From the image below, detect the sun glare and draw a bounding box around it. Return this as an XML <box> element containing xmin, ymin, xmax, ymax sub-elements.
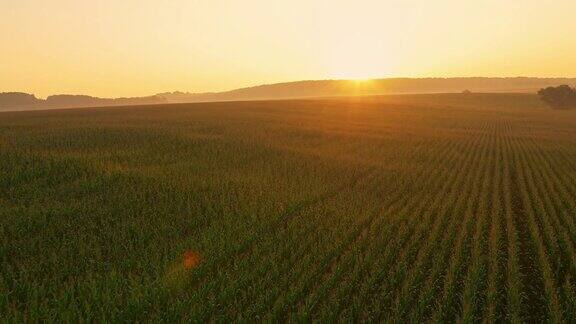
<box><xmin>350</xmin><ymin>78</ymin><xmax>372</xmax><ymax>84</ymax></box>
<box><xmin>343</xmin><ymin>78</ymin><xmax>375</xmax><ymax>96</ymax></box>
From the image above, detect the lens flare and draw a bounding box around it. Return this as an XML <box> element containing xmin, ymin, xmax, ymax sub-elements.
<box><xmin>183</xmin><ymin>250</ymin><xmax>201</xmax><ymax>269</ymax></box>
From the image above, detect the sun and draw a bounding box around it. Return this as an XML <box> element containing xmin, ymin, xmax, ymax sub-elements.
<box><xmin>342</xmin><ymin>78</ymin><xmax>376</xmax><ymax>96</ymax></box>
<box><xmin>350</xmin><ymin>78</ymin><xmax>373</xmax><ymax>84</ymax></box>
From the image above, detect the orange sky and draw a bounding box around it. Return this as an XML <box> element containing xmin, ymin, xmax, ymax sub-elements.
<box><xmin>2</xmin><ymin>0</ymin><xmax>576</xmax><ymax>98</ymax></box>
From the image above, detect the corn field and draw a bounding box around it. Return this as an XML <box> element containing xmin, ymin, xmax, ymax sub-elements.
<box><xmin>1</xmin><ymin>94</ymin><xmax>575</xmax><ymax>322</ymax></box>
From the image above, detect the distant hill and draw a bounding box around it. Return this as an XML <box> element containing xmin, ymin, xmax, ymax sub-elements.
<box><xmin>0</xmin><ymin>93</ymin><xmax>166</xmax><ymax>111</ymax></box>
<box><xmin>3</xmin><ymin>77</ymin><xmax>576</xmax><ymax>111</ymax></box>
<box><xmin>0</xmin><ymin>92</ymin><xmax>43</xmax><ymax>110</ymax></box>
<box><xmin>44</xmin><ymin>94</ymin><xmax>166</xmax><ymax>109</ymax></box>
<box><xmin>157</xmin><ymin>77</ymin><xmax>576</xmax><ymax>103</ymax></box>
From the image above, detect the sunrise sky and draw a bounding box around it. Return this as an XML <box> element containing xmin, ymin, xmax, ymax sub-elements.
<box><xmin>2</xmin><ymin>0</ymin><xmax>576</xmax><ymax>98</ymax></box>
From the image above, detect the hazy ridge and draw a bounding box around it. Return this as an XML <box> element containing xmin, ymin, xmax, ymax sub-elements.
<box><xmin>2</xmin><ymin>77</ymin><xmax>575</xmax><ymax>111</ymax></box>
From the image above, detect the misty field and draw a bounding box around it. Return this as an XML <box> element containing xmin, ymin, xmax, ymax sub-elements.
<box><xmin>2</xmin><ymin>94</ymin><xmax>576</xmax><ymax>322</ymax></box>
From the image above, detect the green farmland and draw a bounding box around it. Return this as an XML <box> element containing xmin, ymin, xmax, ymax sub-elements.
<box><xmin>1</xmin><ymin>94</ymin><xmax>576</xmax><ymax>322</ymax></box>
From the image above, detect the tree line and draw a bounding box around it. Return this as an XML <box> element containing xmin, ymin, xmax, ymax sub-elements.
<box><xmin>538</xmin><ymin>85</ymin><xmax>576</xmax><ymax>109</ymax></box>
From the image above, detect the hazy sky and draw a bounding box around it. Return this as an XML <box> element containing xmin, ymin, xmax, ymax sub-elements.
<box><xmin>2</xmin><ymin>0</ymin><xmax>576</xmax><ymax>98</ymax></box>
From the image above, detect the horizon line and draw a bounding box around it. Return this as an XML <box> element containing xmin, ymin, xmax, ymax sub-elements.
<box><xmin>4</xmin><ymin>76</ymin><xmax>576</xmax><ymax>100</ymax></box>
